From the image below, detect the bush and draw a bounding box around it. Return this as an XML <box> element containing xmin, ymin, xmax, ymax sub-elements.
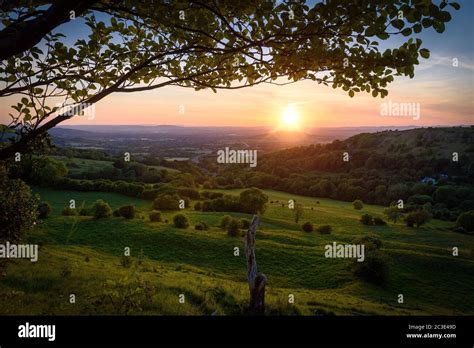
<box><xmin>37</xmin><ymin>202</ymin><xmax>52</xmax><ymax>219</ymax></box>
<box><xmin>240</xmin><ymin>218</ymin><xmax>251</xmax><ymax>229</ymax></box>
<box><xmin>195</xmin><ymin>222</ymin><xmax>209</xmax><ymax>231</ymax></box>
<box><xmin>352</xmin><ymin>199</ymin><xmax>364</xmax><ymax>210</ymax></box>
<box><xmin>360</xmin><ymin>214</ymin><xmax>373</xmax><ymax>225</ymax></box>
<box><xmin>353</xmin><ymin>251</ymin><xmax>389</xmax><ymax>286</ymax></box>
<box><xmin>118</xmin><ymin>205</ymin><xmax>136</xmax><ymax>219</ymax></box>
<box><xmin>173</xmin><ymin>214</ymin><xmax>189</xmax><ymax>228</ymax></box>
<box><xmin>455</xmin><ymin>210</ymin><xmax>474</xmax><ymax>232</ymax></box>
<box><xmin>352</xmin><ymin>236</ymin><xmax>382</xmax><ymax>251</ymax></box>
<box><xmin>194</xmin><ymin>201</ymin><xmax>202</xmax><ymax>211</ymax></box>
<box><xmin>152</xmin><ymin>194</ymin><xmax>180</xmax><ymax>210</ymax></box>
<box><xmin>92</xmin><ymin>199</ymin><xmax>112</xmax><ymax>218</ymax></box>
<box><xmin>316</xmin><ymin>225</ymin><xmax>332</xmax><ymax>234</ymax></box>
<box><xmin>220</xmin><ymin>215</ymin><xmax>232</xmax><ymax>230</ymax></box>
<box><xmin>112</xmin><ymin>209</ymin><xmax>121</xmax><ymax>217</ymax></box>
<box><xmin>62</xmin><ymin>206</ymin><xmax>78</xmax><ymax>216</ymax></box>
<box><xmin>404</xmin><ymin>210</ymin><xmax>430</xmax><ymax>228</ymax></box>
<box><xmin>79</xmin><ymin>206</ymin><xmax>93</xmax><ymax>216</ymax></box>
<box><xmin>149</xmin><ymin>210</ymin><xmax>162</xmax><ymax>222</ymax></box>
<box><xmin>373</xmin><ymin>217</ymin><xmax>387</xmax><ymax>225</ymax></box>
<box><xmin>227</xmin><ymin>218</ymin><xmax>241</xmax><ymax>237</ymax></box>
<box><xmin>239</xmin><ymin>188</ymin><xmax>268</xmax><ymax>214</ymax></box>
<box><xmin>302</xmin><ymin>221</ymin><xmax>314</xmax><ymax>232</ymax></box>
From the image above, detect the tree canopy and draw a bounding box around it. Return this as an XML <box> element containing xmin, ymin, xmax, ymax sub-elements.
<box><xmin>0</xmin><ymin>0</ymin><xmax>459</xmax><ymax>160</ymax></box>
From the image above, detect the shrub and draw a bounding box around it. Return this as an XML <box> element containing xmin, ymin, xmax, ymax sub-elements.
<box><xmin>173</xmin><ymin>214</ymin><xmax>189</xmax><ymax>228</ymax></box>
<box><xmin>194</xmin><ymin>201</ymin><xmax>202</xmax><ymax>211</ymax></box>
<box><xmin>37</xmin><ymin>202</ymin><xmax>52</xmax><ymax>219</ymax></box>
<box><xmin>149</xmin><ymin>210</ymin><xmax>162</xmax><ymax>222</ymax></box>
<box><xmin>373</xmin><ymin>217</ymin><xmax>387</xmax><ymax>225</ymax></box>
<box><xmin>220</xmin><ymin>215</ymin><xmax>232</xmax><ymax>230</ymax></box>
<box><xmin>227</xmin><ymin>218</ymin><xmax>241</xmax><ymax>237</ymax></box>
<box><xmin>118</xmin><ymin>205</ymin><xmax>136</xmax><ymax>219</ymax></box>
<box><xmin>240</xmin><ymin>218</ymin><xmax>251</xmax><ymax>229</ymax></box>
<box><xmin>352</xmin><ymin>236</ymin><xmax>382</xmax><ymax>251</ymax></box>
<box><xmin>404</xmin><ymin>210</ymin><xmax>430</xmax><ymax>228</ymax></box>
<box><xmin>353</xmin><ymin>251</ymin><xmax>389</xmax><ymax>286</ymax></box>
<box><xmin>152</xmin><ymin>194</ymin><xmax>180</xmax><ymax>210</ymax></box>
<box><xmin>79</xmin><ymin>207</ymin><xmax>93</xmax><ymax>216</ymax></box>
<box><xmin>92</xmin><ymin>199</ymin><xmax>112</xmax><ymax>218</ymax></box>
<box><xmin>384</xmin><ymin>204</ymin><xmax>403</xmax><ymax>224</ymax></box>
<box><xmin>195</xmin><ymin>222</ymin><xmax>209</xmax><ymax>231</ymax></box>
<box><xmin>239</xmin><ymin>188</ymin><xmax>268</xmax><ymax>214</ymax></box>
<box><xmin>455</xmin><ymin>210</ymin><xmax>474</xmax><ymax>232</ymax></box>
<box><xmin>62</xmin><ymin>206</ymin><xmax>78</xmax><ymax>216</ymax></box>
<box><xmin>352</xmin><ymin>199</ymin><xmax>364</xmax><ymax>210</ymax></box>
<box><xmin>316</xmin><ymin>224</ymin><xmax>332</xmax><ymax>234</ymax></box>
<box><xmin>302</xmin><ymin>221</ymin><xmax>314</xmax><ymax>232</ymax></box>
<box><xmin>112</xmin><ymin>209</ymin><xmax>121</xmax><ymax>217</ymax></box>
<box><xmin>360</xmin><ymin>214</ymin><xmax>373</xmax><ymax>225</ymax></box>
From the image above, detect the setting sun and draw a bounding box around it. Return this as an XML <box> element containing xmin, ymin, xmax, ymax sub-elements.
<box><xmin>280</xmin><ymin>105</ymin><xmax>300</xmax><ymax>130</ymax></box>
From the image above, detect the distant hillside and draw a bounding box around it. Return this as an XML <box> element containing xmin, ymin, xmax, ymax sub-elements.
<box><xmin>258</xmin><ymin>127</ymin><xmax>474</xmax><ymax>174</ymax></box>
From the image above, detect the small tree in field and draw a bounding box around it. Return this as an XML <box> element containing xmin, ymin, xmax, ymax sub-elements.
<box><xmin>302</xmin><ymin>222</ymin><xmax>314</xmax><ymax>233</ymax></box>
<box><xmin>227</xmin><ymin>218</ymin><xmax>241</xmax><ymax>237</ymax></box>
<box><xmin>384</xmin><ymin>204</ymin><xmax>403</xmax><ymax>224</ymax></box>
<box><xmin>239</xmin><ymin>188</ymin><xmax>268</xmax><ymax>215</ymax></box>
<box><xmin>37</xmin><ymin>202</ymin><xmax>52</xmax><ymax>219</ymax></box>
<box><xmin>118</xmin><ymin>205</ymin><xmax>136</xmax><ymax>219</ymax></box>
<box><xmin>360</xmin><ymin>214</ymin><xmax>374</xmax><ymax>225</ymax></box>
<box><xmin>294</xmin><ymin>203</ymin><xmax>304</xmax><ymax>223</ymax></box>
<box><xmin>173</xmin><ymin>214</ymin><xmax>189</xmax><ymax>229</ymax></box>
<box><xmin>220</xmin><ymin>215</ymin><xmax>232</xmax><ymax>230</ymax></box>
<box><xmin>456</xmin><ymin>211</ymin><xmax>474</xmax><ymax>232</ymax></box>
<box><xmin>92</xmin><ymin>200</ymin><xmax>112</xmax><ymax>219</ymax></box>
<box><xmin>149</xmin><ymin>211</ymin><xmax>162</xmax><ymax>222</ymax></box>
<box><xmin>404</xmin><ymin>210</ymin><xmax>431</xmax><ymax>228</ymax></box>
<box><xmin>352</xmin><ymin>200</ymin><xmax>364</xmax><ymax>210</ymax></box>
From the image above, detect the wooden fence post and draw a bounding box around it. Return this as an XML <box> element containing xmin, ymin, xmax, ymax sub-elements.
<box><xmin>245</xmin><ymin>215</ymin><xmax>267</xmax><ymax>315</ymax></box>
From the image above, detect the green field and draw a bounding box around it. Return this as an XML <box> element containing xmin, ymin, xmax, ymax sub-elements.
<box><xmin>50</xmin><ymin>156</ymin><xmax>179</xmax><ymax>175</ymax></box>
<box><xmin>1</xmin><ymin>187</ymin><xmax>473</xmax><ymax>315</ymax></box>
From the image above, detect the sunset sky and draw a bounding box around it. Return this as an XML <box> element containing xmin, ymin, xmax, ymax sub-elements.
<box><xmin>1</xmin><ymin>1</ymin><xmax>473</xmax><ymax>128</ymax></box>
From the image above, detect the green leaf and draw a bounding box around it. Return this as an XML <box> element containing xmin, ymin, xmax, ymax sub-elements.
<box><xmin>349</xmin><ymin>90</ymin><xmax>354</xmax><ymax>98</ymax></box>
<box><xmin>419</xmin><ymin>48</ymin><xmax>430</xmax><ymax>59</ymax></box>
<box><xmin>21</xmin><ymin>97</ymin><xmax>29</xmax><ymax>105</ymax></box>
<box><xmin>401</xmin><ymin>28</ymin><xmax>412</xmax><ymax>36</ymax></box>
<box><xmin>433</xmin><ymin>20</ymin><xmax>445</xmax><ymax>33</ymax></box>
<box><xmin>422</xmin><ymin>18</ymin><xmax>433</xmax><ymax>28</ymax></box>
<box><xmin>392</xmin><ymin>20</ymin><xmax>404</xmax><ymax>30</ymax></box>
<box><xmin>449</xmin><ymin>2</ymin><xmax>460</xmax><ymax>10</ymax></box>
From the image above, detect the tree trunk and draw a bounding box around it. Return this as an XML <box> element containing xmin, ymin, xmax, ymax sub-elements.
<box><xmin>245</xmin><ymin>215</ymin><xmax>267</xmax><ymax>315</ymax></box>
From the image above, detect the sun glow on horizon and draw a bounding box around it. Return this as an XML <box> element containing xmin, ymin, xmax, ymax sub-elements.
<box><xmin>278</xmin><ymin>104</ymin><xmax>301</xmax><ymax>131</ymax></box>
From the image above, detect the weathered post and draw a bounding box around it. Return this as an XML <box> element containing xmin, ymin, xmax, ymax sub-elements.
<box><xmin>245</xmin><ymin>215</ymin><xmax>267</xmax><ymax>315</ymax></box>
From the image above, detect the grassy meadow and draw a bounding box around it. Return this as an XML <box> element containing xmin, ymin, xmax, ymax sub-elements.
<box><xmin>1</xmin><ymin>187</ymin><xmax>473</xmax><ymax>316</ymax></box>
